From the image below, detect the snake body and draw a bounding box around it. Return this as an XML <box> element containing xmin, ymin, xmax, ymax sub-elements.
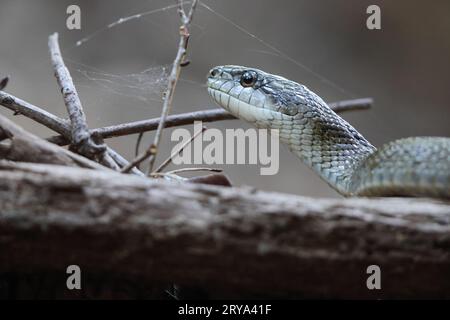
<box><xmin>207</xmin><ymin>65</ymin><xmax>450</xmax><ymax>198</ymax></box>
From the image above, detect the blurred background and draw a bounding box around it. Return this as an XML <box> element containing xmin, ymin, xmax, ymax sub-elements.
<box><xmin>0</xmin><ymin>0</ymin><xmax>449</xmax><ymax>198</ymax></box>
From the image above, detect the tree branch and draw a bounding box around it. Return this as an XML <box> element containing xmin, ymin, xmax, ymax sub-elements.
<box><xmin>0</xmin><ymin>161</ymin><xmax>449</xmax><ymax>298</ymax></box>
<box><xmin>0</xmin><ymin>113</ymin><xmax>109</xmax><ymax>170</ymax></box>
<box><xmin>48</xmin><ymin>33</ymin><xmax>118</xmax><ymax>170</ymax></box>
<box><xmin>0</xmin><ymin>89</ymin><xmax>370</xmax><ymax>176</ymax></box>
<box><xmin>0</xmin><ymin>91</ymin><xmax>144</xmax><ymax>176</ymax></box>
<box><xmin>0</xmin><ymin>91</ymin><xmax>71</xmax><ymax>135</ymax></box>
<box><xmin>46</xmin><ymin>98</ymin><xmax>373</xmax><ymax>146</ymax></box>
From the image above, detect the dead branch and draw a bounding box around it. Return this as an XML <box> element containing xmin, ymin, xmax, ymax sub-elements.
<box><xmin>0</xmin><ymin>91</ymin><xmax>71</xmax><ymax>135</ymax></box>
<box><xmin>46</xmin><ymin>98</ymin><xmax>373</xmax><ymax>146</ymax></box>
<box><xmin>0</xmin><ymin>91</ymin><xmax>144</xmax><ymax>176</ymax></box>
<box><xmin>0</xmin><ymin>113</ymin><xmax>108</xmax><ymax>170</ymax></box>
<box><xmin>325</xmin><ymin>97</ymin><xmax>373</xmax><ymax>113</ymax></box>
<box><xmin>48</xmin><ymin>33</ymin><xmax>119</xmax><ymax>170</ymax></box>
<box><xmin>0</xmin><ymin>161</ymin><xmax>449</xmax><ymax>298</ymax></box>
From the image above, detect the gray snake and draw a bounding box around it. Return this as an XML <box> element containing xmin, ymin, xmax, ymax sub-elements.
<box><xmin>207</xmin><ymin>65</ymin><xmax>450</xmax><ymax>198</ymax></box>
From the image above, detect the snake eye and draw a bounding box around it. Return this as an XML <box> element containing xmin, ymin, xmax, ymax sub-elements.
<box><xmin>210</xmin><ymin>68</ymin><xmax>219</xmax><ymax>77</ymax></box>
<box><xmin>240</xmin><ymin>71</ymin><xmax>257</xmax><ymax>87</ymax></box>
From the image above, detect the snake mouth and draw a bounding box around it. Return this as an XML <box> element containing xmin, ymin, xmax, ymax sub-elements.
<box><xmin>207</xmin><ymin>87</ymin><xmax>263</xmax><ymax>123</ymax></box>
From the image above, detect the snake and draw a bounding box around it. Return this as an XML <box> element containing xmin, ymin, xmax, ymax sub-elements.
<box><xmin>207</xmin><ymin>65</ymin><xmax>450</xmax><ymax>198</ymax></box>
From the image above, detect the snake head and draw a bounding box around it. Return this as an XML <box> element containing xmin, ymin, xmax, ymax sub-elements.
<box><xmin>207</xmin><ymin>65</ymin><xmax>320</xmax><ymax>128</ymax></box>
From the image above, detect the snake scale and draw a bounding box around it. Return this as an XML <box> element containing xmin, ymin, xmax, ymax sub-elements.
<box><xmin>207</xmin><ymin>65</ymin><xmax>450</xmax><ymax>198</ymax></box>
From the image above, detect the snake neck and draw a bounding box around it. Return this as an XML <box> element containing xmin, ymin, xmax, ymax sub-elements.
<box><xmin>278</xmin><ymin>105</ymin><xmax>377</xmax><ymax>195</ymax></box>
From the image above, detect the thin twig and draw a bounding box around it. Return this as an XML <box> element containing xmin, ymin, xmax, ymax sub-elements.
<box><xmin>121</xmin><ymin>148</ymin><xmax>151</xmax><ymax>173</ymax></box>
<box><xmin>165</xmin><ymin>167</ymin><xmax>222</xmax><ymax>175</ymax></box>
<box><xmin>48</xmin><ymin>33</ymin><xmax>118</xmax><ymax>170</ymax></box>
<box><xmin>184</xmin><ymin>0</ymin><xmax>199</xmax><ymax>24</ymax></box>
<box><xmin>130</xmin><ymin>0</ymin><xmax>199</xmax><ymax>175</ymax></box>
<box><xmin>134</xmin><ymin>132</ymin><xmax>145</xmax><ymax>170</ymax></box>
<box><xmin>152</xmin><ymin>167</ymin><xmax>223</xmax><ymax>178</ymax></box>
<box><xmin>107</xmin><ymin>150</ymin><xmax>144</xmax><ymax>176</ymax></box>
<box><xmin>0</xmin><ymin>91</ymin><xmax>71</xmax><ymax>135</ymax></box>
<box><xmin>0</xmin><ymin>76</ymin><xmax>9</xmax><ymax>91</ymax></box>
<box><xmin>328</xmin><ymin>98</ymin><xmax>374</xmax><ymax>113</ymax></box>
<box><xmin>0</xmin><ymin>91</ymin><xmax>144</xmax><ymax>176</ymax></box>
<box><xmin>46</xmin><ymin>98</ymin><xmax>373</xmax><ymax>146</ymax></box>
<box><xmin>153</xmin><ymin>124</ymin><xmax>207</xmax><ymax>174</ymax></box>
<box><xmin>135</xmin><ymin>132</ymin><xmax>144</xmax><ymax>158</ymax></box>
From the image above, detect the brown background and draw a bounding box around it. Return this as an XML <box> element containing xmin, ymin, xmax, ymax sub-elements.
<box><xmin>1</xmin><ymin>0</ymin><xmax>449</xmax><ymax>197</ymax></box>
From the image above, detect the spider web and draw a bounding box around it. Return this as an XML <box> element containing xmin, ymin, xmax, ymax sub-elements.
<box><xmin>68</xmin><ymin>60</ymin><xmax>170</xmax><ymax>104</ymax></box>
<box><xmin>66</xmin><ymin>0</ymin><xmax>353</xmax><ymax>111</ymax></box>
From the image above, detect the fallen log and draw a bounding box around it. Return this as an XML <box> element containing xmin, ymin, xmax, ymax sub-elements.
<box><xmin>0</xmin><ymin>161</ymin><xmax>449</xmax><ymax>298</ymax></box>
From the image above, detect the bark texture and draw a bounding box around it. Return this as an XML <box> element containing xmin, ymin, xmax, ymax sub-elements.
<box><xmin>0</xmin><ymin>161</ymin><xmax>449</xmax><ymax>299</ymax></box>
